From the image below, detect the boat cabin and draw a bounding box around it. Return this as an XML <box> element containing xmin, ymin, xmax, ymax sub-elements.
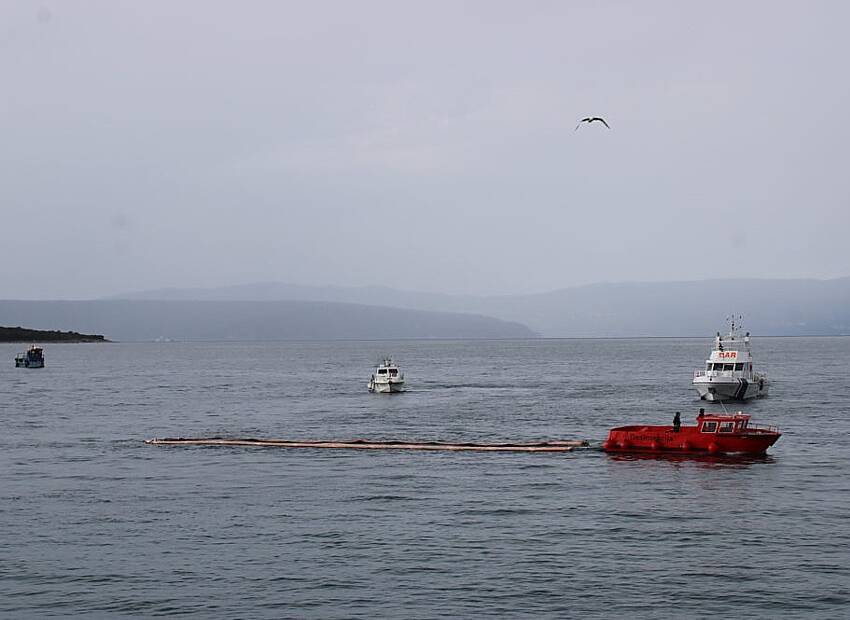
<box><xmin>372</xmin><ymin>358</ymin><xmax>404</xmax><ymax>381</ymax></box>
<box><xmin>697</xmin><ymin>413</ymin><xmax>751</xmax><ymax>434</ymax></box>
<box><xmin>376</xmin><ymin>365</ymin><xmax>400</xmax><ymax>377</ymax></box>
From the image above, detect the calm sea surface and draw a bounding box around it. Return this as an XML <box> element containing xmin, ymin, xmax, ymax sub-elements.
<box><xmin>1</xmin><ymin>338</ymin><xmax>848</xmax><ymax>618</ymax></box>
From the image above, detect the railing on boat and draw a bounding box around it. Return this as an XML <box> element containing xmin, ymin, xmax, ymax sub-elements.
<box><xmin>744</xmin><ymin>423</ymin><xmax>780</xmax><ymax>433</ymax></box>
<box><xmin>694</xmin><ymin>370</ymin><xmax>744</xmax><ymax>378</ymax></box>
<box><xmin>694</xmin><ymin>370</ymin><xmax>767</xmax><ymax>380</ymax></box>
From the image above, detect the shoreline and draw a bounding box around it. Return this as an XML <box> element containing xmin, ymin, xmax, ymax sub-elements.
<box><xmin>1</xmin><ymin>326</ymin><xmax>110</xmax><ymax>344</ymax></box>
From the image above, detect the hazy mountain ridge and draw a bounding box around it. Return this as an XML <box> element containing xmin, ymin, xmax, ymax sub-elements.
<box><xmin>108</xmin><ymin>282</ymin><xmax>461</xmax><ymax>309</ymax></box>
<box><xmin>110</xmin><ymin>277</ymin><xmax>850</xmax><ymax>337</ymax></box>
<box><xmin>0</xmin><ymin>300</ymin><xmax>537</xmax><ymax>342</ymax></box>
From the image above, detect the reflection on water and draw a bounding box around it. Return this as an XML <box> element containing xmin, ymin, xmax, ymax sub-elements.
<box><xmin>604</xmin><ymin>451</ymin><xmax>777</xmax><ymax>467</ymax></box>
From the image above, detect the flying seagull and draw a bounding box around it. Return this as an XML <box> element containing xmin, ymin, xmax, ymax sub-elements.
<box><xmin>575</xmin><ymin>117</ymin><xmax>610</xmax><ymax>131</ymax></box>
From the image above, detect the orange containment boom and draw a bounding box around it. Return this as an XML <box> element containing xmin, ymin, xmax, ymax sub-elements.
<box><xmin>144</xmin><ymin>437</ymin><xmax>589</xmax><ymax>452</ymax></box>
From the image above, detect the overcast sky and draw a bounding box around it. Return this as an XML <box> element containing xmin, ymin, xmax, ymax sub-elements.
<box><xmin>2</xmin><ymin>1</ymin><xmax>849</xmax><ymax>298</ymax></box>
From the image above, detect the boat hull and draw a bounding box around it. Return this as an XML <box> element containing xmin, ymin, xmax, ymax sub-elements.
<box><xmin>15</xmin><ymin>359</ymin><xmax>44</xmax><ymax>368</ymax></box>
<box><xmin>693</xmin><ymin>377</ymin><xmax>768</xmax><ymax>401</ymax></box>
<box><xmin>368</xmin><ymin>380</ymin><xmax>404</xmax><ymax>393</ymax></box>
<box><xmin>603</xmin><ymin>425</ymin><xmax>780</xmax><ymax>455</ymax></box>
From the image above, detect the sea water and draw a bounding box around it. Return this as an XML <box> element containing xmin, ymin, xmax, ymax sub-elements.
<box><xmin>1</xmin><ymin>338</ymin><xmax>848</xmax><ymax>618</ymax></box>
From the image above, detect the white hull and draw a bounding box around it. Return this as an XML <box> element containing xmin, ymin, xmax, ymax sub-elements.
<box><xmin>693</xmin><ymin>377</ymin><xmax>768</xmax><ymax>401</ymax></box>
<box><xmin>368</xmin><ymin>380</ymin><xmax>404</xmax><ymax>393</ymax></box>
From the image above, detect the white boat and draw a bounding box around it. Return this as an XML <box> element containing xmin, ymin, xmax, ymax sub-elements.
<box><xmin>15</xmin><ymin>345</ymin><xmax>45</xmax><ymax>368</ymax></box>
<box><xmin>368</xmin><ymin>358</ymin><xmax>405</xmax><ymax>393</ymax></box>
<box><xmin>692</xmin><ymin>318</ymin><xmax>768</xmax><ymax>402</ymax></box>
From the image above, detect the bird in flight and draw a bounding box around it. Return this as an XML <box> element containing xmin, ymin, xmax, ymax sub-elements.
<box><xmin>575</xmin><ymin>117</ymin><xmax>610</xmax><ymax>131</ymax></box>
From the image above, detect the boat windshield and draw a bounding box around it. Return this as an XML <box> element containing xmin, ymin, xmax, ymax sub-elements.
<box><xmin>708</xmin><ymin>362</ymin><xmax>750</xmax><ymax>372</ymax></box>
<box><xmin>711</xmin><ymin>363</ymin><xmax>735</xmax><ymax>371</ymax></box>
<box><xmin>377</xmin><ymin>368</ymin><xmax>387</xmax><ymax>374</ymax></box>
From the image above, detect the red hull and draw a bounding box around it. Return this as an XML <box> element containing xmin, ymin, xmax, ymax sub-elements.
<box><xmin>603</xmin><ymin>417</ymin><xmax>780</xmax><ymax>455</ymax></box>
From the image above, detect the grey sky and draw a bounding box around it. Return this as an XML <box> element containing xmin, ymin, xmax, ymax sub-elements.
<box><xmin>2</xmin><ymin>0</ymin><xmax>849</xmax><ymax>299</ymax></box>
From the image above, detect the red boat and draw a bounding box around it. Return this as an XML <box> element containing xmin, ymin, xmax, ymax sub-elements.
<box><xmin>603</xmin><ymin>412</ymin><xmax>781</xmax><ymax>455</ymax></box>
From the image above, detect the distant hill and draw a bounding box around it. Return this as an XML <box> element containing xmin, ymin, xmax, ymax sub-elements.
<box><xmin>481</xmin><ymin>278</ymin><xmax>850</xmax><ymax>336</ymax></box>
<box><xmin>0</xmin><ymin>300</ymin><xmax>537</xmax><ymax>342</ymax></box>
<box><xmin>108</xmin><ymin>282</ymin><xmax>458</xmax><ymax>308</ymax></box>
<box><xmin>0</xmin><ymin>326</ymin><xmax>108</xmax><ymax>343</ymax></box>
<box><xmin>110</xmin><ymin>277</ymin><xmax>850</xmax><ymax>337</ymax></box>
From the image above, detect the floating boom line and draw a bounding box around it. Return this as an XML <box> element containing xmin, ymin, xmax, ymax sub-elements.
<box><xmin>144</xmin><ymin>437</ymin><xmax>589</xmax><ymax>453</ymax></box>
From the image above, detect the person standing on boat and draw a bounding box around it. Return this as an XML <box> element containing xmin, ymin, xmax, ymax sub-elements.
<box><xmin>673</xmin><ymin>411</ymin><xmax>681</xmax><ymax>432</ymax></box>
